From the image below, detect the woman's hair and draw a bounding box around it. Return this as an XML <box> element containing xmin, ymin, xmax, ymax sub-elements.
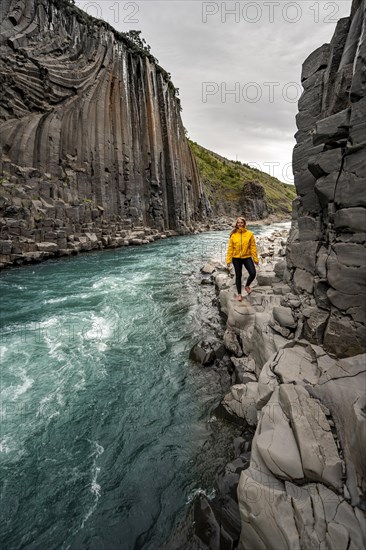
<box><xmin>230</xmin><ymin>217</ymin><xmax>246</xmax><ymax>236</ymax></box>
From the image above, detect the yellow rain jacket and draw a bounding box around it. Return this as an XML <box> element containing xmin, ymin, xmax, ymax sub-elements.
<box><xmin>226</xmin><ymin>228</ymin><xmax>258</xmax><ymax>264</ymax></box>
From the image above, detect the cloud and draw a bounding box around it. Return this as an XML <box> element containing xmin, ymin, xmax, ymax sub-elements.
<box><xmin>78</xmin><ymin>0</ymin><xmax>351</xmax><ymax>181</ymax></box>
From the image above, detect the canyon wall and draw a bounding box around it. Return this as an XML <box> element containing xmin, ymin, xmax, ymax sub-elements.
<box><xmin>0</xmin><ymin>0</ymin><xmax>209</xmax><ymax>267</ymax></box>
<box><xmin>288</xmin><ymin>0</ymin><xmax>366</xmax><ymax>357</ymax></box>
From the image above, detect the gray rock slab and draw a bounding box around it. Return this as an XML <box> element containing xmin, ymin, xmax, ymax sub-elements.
<box><xmin>334</xmin><ymin>207</ymin><xmax>366</xmax><ymax>233</ymax></box>
<box><xmin>273</xmin><ymin>306</ymin><xmax>297</xmax><ymax>329</ymax></box>
<box><xmin>237</xmin><ymin>467</ymin><xmax>299</xmax><ymax>550</ymax></box>
<box><xmin>335</xmin><ymin>171</ymin><xmax>366</xmax><ymax>208</ymax></box>
<box><xmin>273</xmin><ymin>344</ymin><xmax>322</xmax><ymax>386</ymax></box>
<box><xmin>313</xmin><ymin>108</ymin><xmax>350</xmax><ymax>145</ymax></box>
<box><xmin>332</xmin><ymin>242</ymin><xmax>366</xmax><ymax>267</ymax></box>
<box><xmin>297</xmin><ymin>215</ymin><xmax>323</xmax><ymax>241</ymax></box>
<box><xmin>287</xmin><ymin>241</ymin><xmax>319</xmax><ymax>274</ymax></box>
<box><xmin>314</xmin><ymin>173</ymin><xmax>337</xmax><ymax>207</ymax></box>
<box><xmin>293</xmin><ymin>268</ymin><xmax>314</xmax><ymax>293</ymax></box>
<box><xmin>327</xmin><ymin>252</ymin><xmax>366</xmax><ymax>295</ymax></box>
<box><xmin>308</xmin><ymin>148</ymin><xmax>343</xmax><ymax>179</ymax></box>
<box><xmin>279</xmin><ymin>384</ymin><xmax>343</xmax><ymax>490</ymax></box>
<box><xmin>294</xmin><ymin>169</ymin><xmax>317</xmax><ymax>196</ymax></box>
<box><xmin>256</xmin><ymin>387</ymin><xmax>304</xmax><ymax>480</ymax></box>
<box><xmin>314</xmin><ymin>356</ymin><xmax>366</xmax><ymax>507</ymax></box>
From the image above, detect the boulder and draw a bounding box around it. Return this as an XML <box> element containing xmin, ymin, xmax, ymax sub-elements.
<box><xmin>222</xmin><ymin>383</ymin><xmax>259</xmax><ymax>426</ymax></box>
<box><xmin>201</xmin><ymin>262</ymin><xmax>216</xmax><ymax>275</ymax></box>
<box><xmin>272</xmin><ymin>306</ymin><xmax>297</xmax><ymax>329</ymax></box>
<box><xmin>189</xmin><ymin>339</ymin><xmax>225</xmax><ymax>366</ymax></box>
<box><xmin>273</xmin><ymin>260</ymin><xmax>286</xmax><ymax>280</ymax></box>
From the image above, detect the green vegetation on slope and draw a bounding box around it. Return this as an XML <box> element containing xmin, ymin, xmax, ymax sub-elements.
<box><xmin>189</xmin><ymin>140</ymin><xmax>296</xmax><ymax>215</ymax></box>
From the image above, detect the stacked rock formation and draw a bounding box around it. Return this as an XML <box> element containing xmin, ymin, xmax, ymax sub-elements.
<box><xmin>198</xmin><ymin>227</ymin><xmax>366</xmax><ymax>550</ymax></box>
<box><xmin>169</xmin><ymin>3</ymin><xmax>365</xmax><ymax>548</ymax></box>
<box><xmin>239</xmin><ymin>181</ymin><xmax>269</xmax><ymax>221</ymax></box>
<box><xmin>0</xmin><ymin>0</ymin><xmax>210</xmax><ymax>268</ymax></box>
<box><xmin>289</xmin><ymin>0</ymin><xmax>366</xmax><ymax>357</ymax></box>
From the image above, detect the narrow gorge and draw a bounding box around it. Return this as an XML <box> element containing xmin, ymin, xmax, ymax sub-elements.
<box><xmin>0</xmin><ymin>0</ymin><xmax>365</xmax><ymax>548</ymax></box>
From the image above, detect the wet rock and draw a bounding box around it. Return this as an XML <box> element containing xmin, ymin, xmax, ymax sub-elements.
<box><xmin>189</xmin><ymin>340</ymin><xmax>225</xmax><ymax>366</ymax></box>
<box><xmin>200</xmin><ymin>277</ymin><xmax>214</xmax><ymax>286</ymax></box>
<box><xmin>193</xmin><ymin>496</ymin><xmax>220</xmax><ymax>549</ymax></box>
<box><xmin>201</xmin><ymin>262</ymin><xmax>216</xmax><ymax>275</ymax></box>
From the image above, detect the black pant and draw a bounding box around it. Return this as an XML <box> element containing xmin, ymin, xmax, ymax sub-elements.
<box><xmin>232</xmin><ymin>257</ymin><xmax>256</xmax><ymax>294</ymax></box>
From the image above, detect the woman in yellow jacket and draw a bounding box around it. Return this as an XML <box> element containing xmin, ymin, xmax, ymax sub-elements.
<box><xmin>226</xmin><ymin>217</ymin><xmax>259</xmax><ymax>301</ymax></box>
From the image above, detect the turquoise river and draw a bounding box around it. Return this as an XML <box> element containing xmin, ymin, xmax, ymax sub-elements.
<box><xmin>0</xmin><ymin>224</ymin><xmax>288</xmax><ymax>549</ymax></box>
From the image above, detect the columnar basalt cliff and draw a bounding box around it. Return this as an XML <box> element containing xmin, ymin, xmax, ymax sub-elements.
<box><xmin>288</xmin><ymin>0</ymin><xmax>366</xmax><ymax>357</ymax></box>
<box><xmin>0</xmin><ymin>0</ymin><xmax>209</xmax><ymax>267</ymax></box>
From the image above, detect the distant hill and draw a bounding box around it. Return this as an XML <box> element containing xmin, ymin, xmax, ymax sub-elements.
<box><xmin>189</xmin><ymin>141</ymin><xmax>296</xmax><ymax>220</ymax></box>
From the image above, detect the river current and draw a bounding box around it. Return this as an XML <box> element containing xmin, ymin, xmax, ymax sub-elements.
<box><xmin>0</xmin><ymin>223</ymin><xmax>289</xmax><ymax>549</ymax></box>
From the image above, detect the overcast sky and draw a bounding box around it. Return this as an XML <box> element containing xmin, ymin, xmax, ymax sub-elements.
<box><xmin>75</xmin><ymin>0</ymin><xmax>351</xmax><ymax>182</ymax></box>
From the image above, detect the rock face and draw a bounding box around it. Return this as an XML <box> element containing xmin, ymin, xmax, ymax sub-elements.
<box><xmin>205</xmin><ymin>225</ymin><xmax>366</xmax><ymax>550</ymax></box>
<box><xmin>288</xmin><ymin>0</ymin><xmax>366</xmax><ymax>357</ymax></box>
<box><xmin>0</xmin><ymin>0</ymin><xmax>209</xmax><ymax>267</ymax></box>
<box><xmin>239</xmin><ymin>181</ymin><xmax>269</xmax><ymax>221</ymax></box>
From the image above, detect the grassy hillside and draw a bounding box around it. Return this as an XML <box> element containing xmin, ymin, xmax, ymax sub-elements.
<box><xmin>189</xmin><ymin>140</ymin><xmax>296</xmax><ymax>216</ymax></box>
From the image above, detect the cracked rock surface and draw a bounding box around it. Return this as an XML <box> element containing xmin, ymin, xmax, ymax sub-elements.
<box><xmin>207</xmin><ymin>224</ymin><xmax>366</xmax><ymax>548</ymax></box>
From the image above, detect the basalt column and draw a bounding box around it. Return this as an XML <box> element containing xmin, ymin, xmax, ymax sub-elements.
<box><xmin>0</xmin><ymin>0</ymin><xmax>209</xmax><ymax>257</ymax></box>
<box><xmin>288</xmin><ymin>0</ymin><xmax>366</xmax><ymax>357</ymax></box>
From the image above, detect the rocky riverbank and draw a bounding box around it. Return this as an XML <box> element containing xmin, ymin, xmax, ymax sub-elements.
<box><xmin>173</xmin><ymin>227</ymin><xmax>365</xmax><ymax>549</ymax></box>
<box><xmin>0</xmin><ymin>171</ymin><xmax>290</xmax><ymax>271</ymax></box>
